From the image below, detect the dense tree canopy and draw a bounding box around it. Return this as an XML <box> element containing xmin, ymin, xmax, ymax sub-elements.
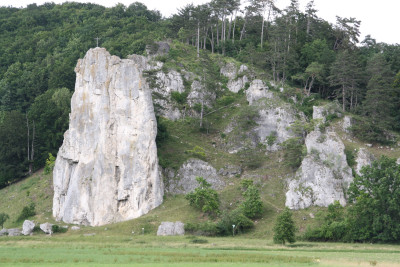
<box><xmin>347</xmin><ymin>156</ymin><xmax>400</xmax><ymax>242</ymax></box>
<box><xmin>0</xmin><ymin>1</ymin><xmax>399</xmax><ymax>188</ymax></box>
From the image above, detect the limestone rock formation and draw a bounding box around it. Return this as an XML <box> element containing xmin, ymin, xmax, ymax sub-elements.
<box><xmin>22</xmin><ymin>220</ymin><xmax>35</xmax><ymax>235</ymax></box>
<box><xmin>342</xmin><ymin>116</ymin><xmax>353</xmax><ymax>133</ymax></box>
<box><xmin>187</xmin><ymin>80</ymin><xmax>216</xmax><ymax>108</ymax></box>
<box><xmin>312</xmin><ymin>103</ymin><xmax>341</xmax><ymax>123</ymax></box>
<box><xmin>152</xmin><ymin>69</ymin><xmax>185</xmax><ymax>120</ymax></box>
<box><xmin>224</xmin><ymin>91</ymin><xmax>303</xmax><ymax>153</ymax></box>
<box><xmin>355</xmin><ymin>148</ymin><xmax>375</xmax><ymax>176</ymax></box>
<box><xmin>246</xmin><ymin>80</ymin><xmax>273</xmax><ymax>105</ymax></box>
<box><xmin>157</xmin><ymin>221</ymin><xmax>185</xmax><ymax>236</ymax></box>
<box><xmin>220</xmin><ymin>62</ymin><xmax>250</xmax><ymax>93</ymax></box>
<box><xmin>53</xmin><ymin>48</ymin><xmax>163</xmax><ymax>226</ymax></box>
<box><xmin>166</xmin><ymin>158</ymin><xmax>224</xmax><ymax>194</ymax></box>
<box><xmin>286</xmin><ymin>129</ymin><xmax>353</xmax><ymax>209</ymax></box>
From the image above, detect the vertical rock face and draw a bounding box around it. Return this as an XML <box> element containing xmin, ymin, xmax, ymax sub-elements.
<box><xmin>286</xmin><ymin>129</ymin><xmax>353</xmax><ymax>209</ymax></box>
<box><xmin>53</xmin><ymin>48</ymin><xmax>163</xmax><ymax>226</ymax></box>
<box><xmin>355</xmin><ymin>148</ymin><xmax>375</xmax><ymax>176</ymax></box>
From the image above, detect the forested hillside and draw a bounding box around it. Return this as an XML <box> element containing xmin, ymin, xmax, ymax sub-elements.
<box><xmin>0</xmin><ymin>0</ymin><xmax>400</xmax><ymax>190</ymax></box>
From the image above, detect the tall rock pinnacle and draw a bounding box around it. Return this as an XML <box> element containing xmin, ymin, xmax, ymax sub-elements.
<box><xmin>53</xmin><ymin>48</ymin><xmax>163</xmax><ymax>226</ymax></box>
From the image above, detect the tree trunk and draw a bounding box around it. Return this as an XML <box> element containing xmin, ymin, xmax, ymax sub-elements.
<box><xmin>307</xmin><ymin>76</ymin><xmax>315</xmax><ymax>96</ymax></box>
<box><xmin>227</xmin><ymin>14</ymin><xmax>233</xmax><ymax>40</ymax></box>
<box><xmin>211</xmin><ymin>27</ymin><xmax>215</xmax><ymax>53</ymax></box>
<box><xmin>26</xmin><ymin>114</ymin><xmax>30</xmax><ymax>166</ymax></box>
<box><xmin>342</xmin><ymin>84</ymin><xmax>346</xmax><ymax>111</ymax></box>
<box><xmin>261</xmin><ymin>16</ymin><xmax>265</xmax><ymax>48</ymax></box>
<box><xmin>216</xmin><ymin>21</ymin><xmax>219</xmax><ymax>45</ymax></box>
<box><xmin>200</xmin><ymin>99</ymin><xmax>204</xmax><ymax>128</ymax></box>
<box><xmin>240</xmin><ymin>15</ymin><xmax>247</xmax><ymax>41</ymax></box>
<box><xmin>203</xmin><ymin>27</ymin><xmax>208</xmax><ymax>49</ymax></box>
<box><xmin>197</xmin><ymin>21</ymin><xmax>200</xmax><ymax>58</ymax></box>
<box><xmin>232</xmin><ymin>10</ymin><xmax>237</xmax><ymax>43</ymax></box>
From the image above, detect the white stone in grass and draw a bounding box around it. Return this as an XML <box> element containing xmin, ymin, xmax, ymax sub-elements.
<box><xmin>157</xmin><ymin>221</ymin><xmax>184</xmax><ymax>236</ymax></box>
<box><xmin>40</xmin><ymin>223</ymin><xmax>54</xmax><ymax>234</ymax></box>
<box><xmin>22</xmin><ymin>220</ymin><xmax>35</xmax><ymax>236</ymax></box>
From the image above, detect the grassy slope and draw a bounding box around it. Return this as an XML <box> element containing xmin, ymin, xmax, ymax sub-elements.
<box><xmin>0</xmin><ymin>170</ymin><xmax>54</xmax><ymax>228</ymax></box>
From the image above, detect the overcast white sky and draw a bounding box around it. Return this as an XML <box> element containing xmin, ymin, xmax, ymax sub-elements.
<box><xmin>1</xmin><ymin>0</ymin><xmax>399</xmax><ymax>44</ymax></box>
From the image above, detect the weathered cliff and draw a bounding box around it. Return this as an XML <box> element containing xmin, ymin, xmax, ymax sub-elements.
<box><xmin>53</xmin><ymin>48</ymin><xmax>163</xmax><ymax>226</ymax></box>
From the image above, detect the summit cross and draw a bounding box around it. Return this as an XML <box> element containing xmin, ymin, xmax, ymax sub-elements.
<box><xmin>94</xmin><ymin>37</ymin><xmax>101</xmax><ymax>47</ymax></box>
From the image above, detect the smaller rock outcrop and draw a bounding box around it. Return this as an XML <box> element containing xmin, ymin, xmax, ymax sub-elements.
<box><xmin>220</xmin><ymin>62</ymin><xmax>250</xmax><ymax>93</ymax></box>
<box><xmin>157</xmin><ymin>221</ymin><xmax>185</xmax><ymax>236</ymax></box>
<box><xmin>71</xmin><ymin>226</ymin><xmax>80</xmax><ymax>231</ymax></box>
<box><xmin>218</xmin><ymin>165</ymin><xmax>242</xmax><ymax>177</ymax></box>
<box><xmin>152</xmin><ymin>69</ymin><xmax>185</xmax><ymax>120</ymax></box>
<box><xmin>355</xmin><ymin>148</ymin><xmax>375</xmax><ymax>176</ymax></box>
<box><xmin>146</xmin><ymin>41</ymin><xmax>170</xmax><ymax>57</ymax></box>
<box><xmin>166</xmin><ymin>159</ymin><xmax>224</xmax><ymax>194</ymax></box>
<box><xmin>7</xmin><ymin>228</ymin><xmax>21</xmax><ymax>236</ymax></box>
<box><xmin>187</xmin><ymin>80</ymin><xmax>216</xmax><ymax>109</ymax></box>
<box><xmin>40</xmin><ymin>223</ymin><xmax>54</xmax><ymax>234</ymax></box>
<box><xmin>255</xmin><ymin>102</ymin><xmax>303</xmax><ymax>151</ymax></box>
<box><xmin>22</xmin><ymin>220</ymin><xmax>35</xmax><ymax>236</ymax></box>
<box><xmin>312</xmin><ymin>103</ymin><xmax>341</xmax><ymax>123</ymax></box>
<box><xmin>342</xmin><ymin>116</ymin><xmax>353</xmax><ymax>133</ymax></box>
<box><xmin>246</xmin><ymin>80</ymin><xmax>273</xmax><ymax>105</ymax></box>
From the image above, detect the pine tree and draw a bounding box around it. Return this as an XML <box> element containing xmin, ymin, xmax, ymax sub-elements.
<box><xmin>329</xmin><ymin>50</ymin><xmax>363</xmax><ymax>111</ymax></box>
<box><xmin>362</xmin><ymin>53</ymin><xmax>395</xmax><ymax>129</ymax></box>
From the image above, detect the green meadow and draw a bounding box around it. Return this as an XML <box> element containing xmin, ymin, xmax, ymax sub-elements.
<box><xmin>1</xmin><ymin>235</ymin><xmax>400</xmax><ymax>266</ymax></box>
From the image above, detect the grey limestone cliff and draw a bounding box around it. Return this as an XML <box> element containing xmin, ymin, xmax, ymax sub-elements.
<box><xmin>286</xmin><ymin>107</ymin><xmax>353</xmax><ymax>209</ymax></box>
<box><xmin>53</xmin><ymin>48</ymin><xmax>163</xmax><ymax>226</ymax></box>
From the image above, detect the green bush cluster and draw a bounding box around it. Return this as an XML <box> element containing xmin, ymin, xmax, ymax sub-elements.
<box><xmin>185</xmin><ymin>177</ymin><xmax>219</xmax><ymax>216</ymax></box>
<box><xmin>171</xmin><ymin>91</ymin><xmax>188</xmax><ymax>105</ymax></box>
<box><xmin>186</xmin><ymin>146</ymin><xmax>206</xmax><ymax>159</ymax></box>
<box><xmin>52</xmin><ymin>225</ymin><xmax>68</xmax><ymax>234</ymax></box>
<box><xmin>303</xmin><ymin>201</ymin><xmax>347</xmax><ymax>242</ymax></box>
<box><xmin>184</xmin><ymin>221</ymin><xmax>218</xmax><ymax>236</ymax></box>
<box><xmin>44</xmin><ymin>153</ymin><xmax>56</xmax><ymax>174</ymax></box>
<box><xmin>281</xmin><ymin>137</ymin><xmax>306</xmax><ymax>170</ymax></box>
<box><xmin>16</xmin><ymin>203</ymin><xmax>36</xmax><ymax>223</ymax></box>
<box><xmin>0</xmin><ymin>213</ymin><xmax>9</xmax><ymax>228</ymax></box>
<box><xmin>241</xmin><ymin>185</ymin><xmax>263</xmax><ymax>219</ymax></box>
<box><xmin>344</xmin><ymin>147</ymin><xmax>356</xmax><ymax>167</ymax></box>
<box><xmin>304</xmin><ymin>156</ymin><xmax>400</xmax><ymax>243</ymax></box>
<box><xmin>185</xmin><ymin>179</ymin><xmax>263</xmax><ymax>236</ymax></box>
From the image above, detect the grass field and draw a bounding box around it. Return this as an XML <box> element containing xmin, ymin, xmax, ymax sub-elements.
<box><xmin>1</xmin><ymin>235</ymin><xmax>400</xmax><ymax>266</ymax></box>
